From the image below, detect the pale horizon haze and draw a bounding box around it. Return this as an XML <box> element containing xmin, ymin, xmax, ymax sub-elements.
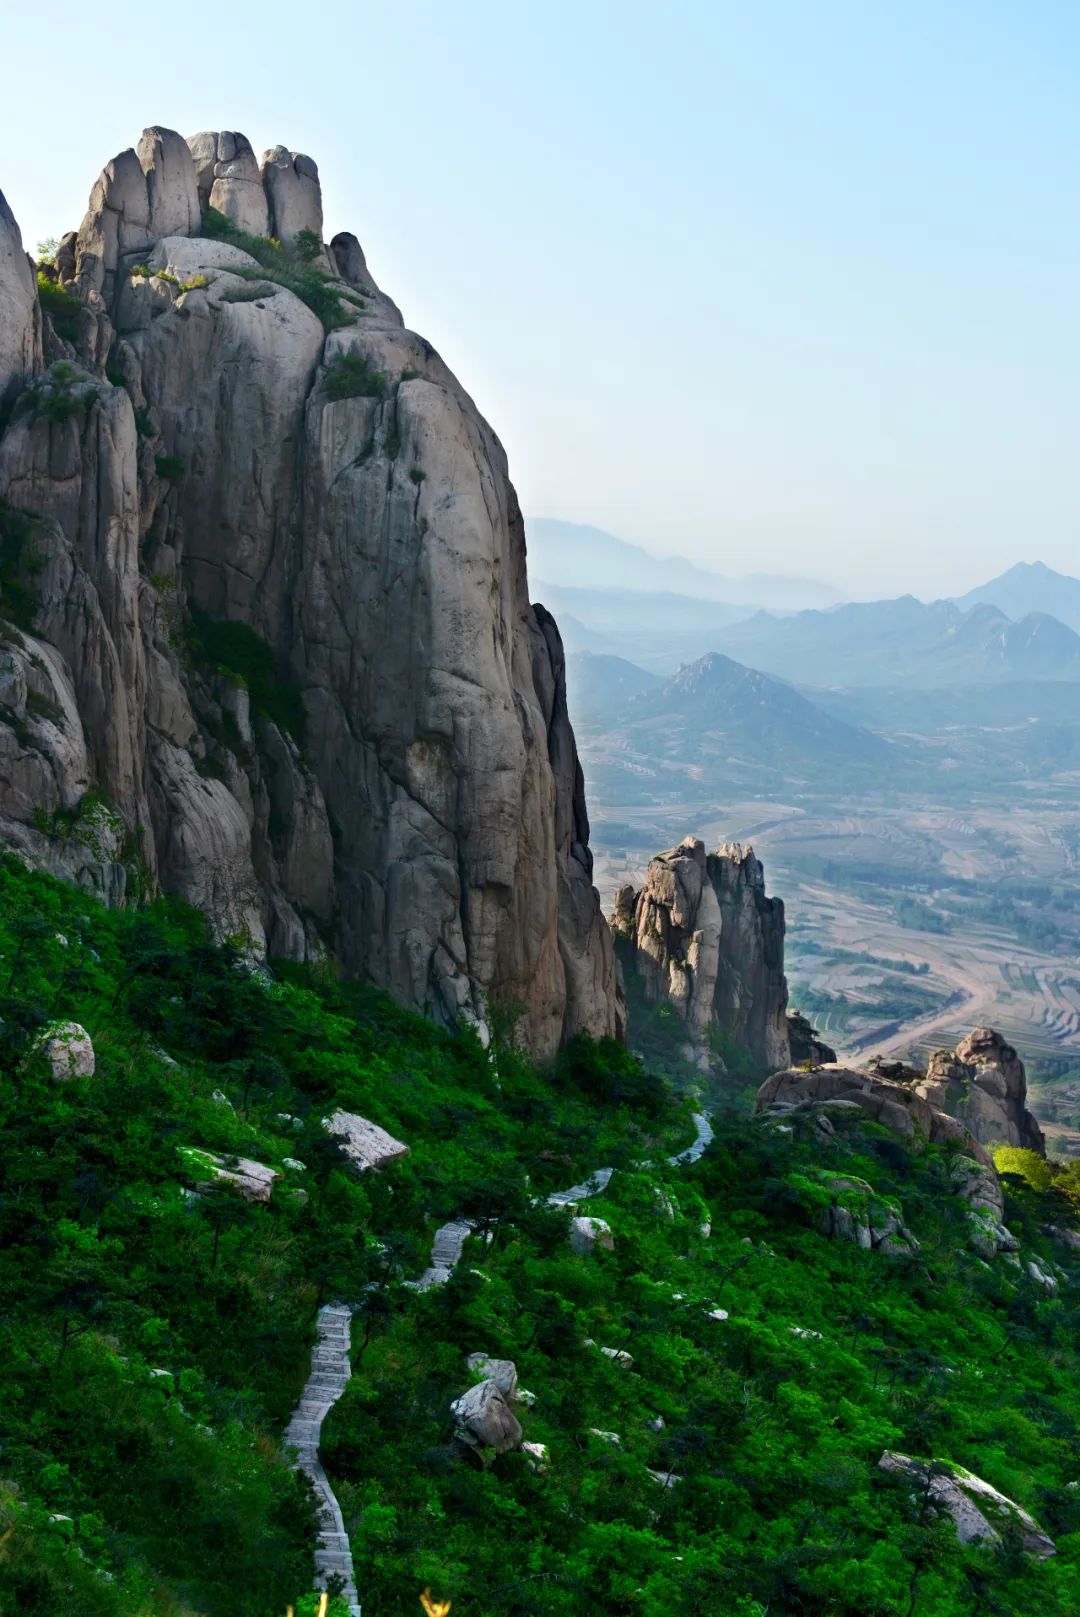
<box><xmin>2</xmin><ymin>0</ymin><xmax>1078</xmax><ymax>599</ymax></box>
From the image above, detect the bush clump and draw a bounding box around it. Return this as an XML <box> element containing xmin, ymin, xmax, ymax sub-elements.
<box><xmin>201</xmin><ymin>207</ymin><xmax>353</xmax><ymax>331</ymax></box>
<box><xmin>186</xmin><ymin>607</ymin><xmax>305</xmax><ymax>741</ymax></box>
<box><xmin>35</xmin><ymin>273</ymin><xmax>83</xmax><ymax>343</ymax></box>
<box><xmin>324</xmin><ymin>350</ymin><xmax>385</xmax><ymax>401</ymax></box>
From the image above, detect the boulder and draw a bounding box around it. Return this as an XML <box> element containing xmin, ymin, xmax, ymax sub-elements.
<box><xmin>185</xmin><ymin>1148</ymin><xmax>279</xmax><ymax>1202</ymax></box>
<box><xmin>569</xmin><ymin>1215</ymin><xmax>614</xmax><ymax>1256</ymax></box>
<box><xmin>915</xmin><ymin>1028</ymin><xmax>1045</xmax><ymax>1154</ymax></box>
<box><xmin>818</xmin><ymin>1174</ymin><xmax>919</xmax><ymax>1259</ymax></box>
<box><xmin>466</xmin><ymin>1353</ymin><xmax>518</xmax><ymax>1397</ymax></box>
<box><xmin>450</xmin><ymin>1379</ymin><xmax>522</xmax><ymax>1456</ymax></box>
<box><xmin>36</xmin><ymin>1020</ymin><xmax>95</xmax><ymax>1080</ymax></box>
<box><xmin>614</xmin><ymin>837</ymin><xmax>789</xmax><ymax>1071</ymax></box>
<box><xmin>879</xmin><ymin>1451</ymin><xmax>1055</xmax><ymax>1557</ymax></box>
<box><xmin>324</xmin><ymin>1109</ymin><xmax>409</xmax><ymax>1172</ymax></box>
<box><xmin>260</xmin><ymin>146</ymin><xmax>323</xmax><ymax>242</ymax></box>
<box><xmin>186</xmin><ymin>131</ymin><xmax>269</xmax><ymax>237</ymax></box>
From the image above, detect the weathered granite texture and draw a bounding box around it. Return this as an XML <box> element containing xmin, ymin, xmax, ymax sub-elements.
<box><xmin>613</xmin><ymin>836</ymin><xmax>789</xmax><ymax>1071</ymax></box>
<box><xmin>0</xmin><ymin>131</ymin><xmax>619</xmax><ymax>1056</ymax></box>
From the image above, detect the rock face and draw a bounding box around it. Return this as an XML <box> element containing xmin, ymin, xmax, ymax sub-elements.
<box><xmin>915</xmin><ymin>1028</ymin><xmax>1045</xmax><ymax>1154</ymax></box>
<box><xmin>0</xmin><ymin>190</ymin><xmax>41</xmax><ymax>404</ymax></box>
<box><xmin>756</xmin><ymin>1061</ymin><xmax>1019</xmax><ymax>1257</ymax></box>
<box><xmin>879</xmin><ymin>1452</ymin><xmax>1055</xmax><ymax>1557</ymax></box>
<box><xmin>0</xmin><ymin>129</ymin><xmax>619</xmax><ymax>1058</ymax></box>
<box><xmin>613</xmin><ymin>837</ymin><xmax>789</xmax><ymax>1071</ymax></box>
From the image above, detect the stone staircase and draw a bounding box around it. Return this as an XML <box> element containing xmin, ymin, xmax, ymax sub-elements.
<box><xmin>415</xmin><ymin>1217</ymin><xmax>475</xmax><ymax>1289</ymax></box>
<box><xmin>284</xmin><ymin>1108</ymin><xmax>714</xmax><ymax>1611</ymax></box>
<box><xmin>283</xmin><ymin>1304</ymin><xmax>362</xmax><ymax>1616</ymax></box>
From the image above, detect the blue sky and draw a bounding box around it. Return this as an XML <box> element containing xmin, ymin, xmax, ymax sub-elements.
<box><xmin>3</xmin><ymin>0</ymin><xmax>1078</xmax><ymax>597</ymax></box>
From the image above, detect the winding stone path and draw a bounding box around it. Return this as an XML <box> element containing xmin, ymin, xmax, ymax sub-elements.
<box><xmin>286</xmin><ymin>1108</ymin><xmax>714</xmax><ymax>1605</ymax></box>
<box><xmin>283</xmin><ymin>1304</ymin><xmax>362</xmax><ymax>1616</ymax></box>
<box><xmin>668</xmin><ymin>1111</ymin><xmax>713</xmax><ymax>1166</ymax></box>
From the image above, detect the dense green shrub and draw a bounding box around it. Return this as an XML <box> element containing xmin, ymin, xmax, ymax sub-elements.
<box><xmin>35</xmin><ymin>272</ymin><xmax>83</xmax><ymax>342</ymax></box>
<box><xmin>185</xmin><ymin>607</ymin><xmax>306</xmax><ymax>741</ymax></box>
<box><xmin>0</xmin><ymin>501</ymin><xmax>43</xmax><ymax>629</ymax></box>
<box><xmin>201</xmin><ymin>207</ymin><xmax>353</xmax><ymax>331</ymax></box>
<box><xmin>324</xmin><ymin>350</ymin><xmax>385</xmax><ymax>401</ymax></box>
<box><xmin>154</xmin><ymin>453</ymin><xmax>185</xmax><ymax>484</ymax></box>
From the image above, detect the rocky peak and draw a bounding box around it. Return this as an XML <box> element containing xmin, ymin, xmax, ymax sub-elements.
<box><xmin>915</xmin><ymin>1027</ymin><xmax>1044</xmax><ymax>1154</ymax></box>
<box><xmin>613</xmin><ymin>835</ymin><xmax>789</xmax><ymax>1071</ymax></box>
<box><xmin>0</xmin><ymin>128</ymin><xmax>619</xmax><ymax>1056</ymax></box>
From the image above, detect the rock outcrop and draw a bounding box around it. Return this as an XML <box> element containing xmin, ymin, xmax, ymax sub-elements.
<box><xmin>0</xmin><ymin>132</ymin><xmax>619</xmax><ymax>1057</ymax></box>
<box><xmin>755</xmin><ymin>1061</ymin><xmax>1017</xmax><ymax>1256</ymax></box>
<box><xmin>787</xmin><ymin>1010</ymin><xmax>836</xmax><ymax>1067</ymax></box>
<box><xmin>879</xmin><ymin>1453</ymin><xmax>1055</xmax><ymax>1557</ymax></box>
<box><xmin>613</xmin><ymin>836</ymin><xmax>789</xmax><ymax>1072</ymax></box>
<box><xmin>34</xmin><ymin>1019</ymin><xmax>95</xmax><ymax>1080</ymax></box>
<box><xmin>0</xmin><ymin>191</ymin><xmax>40</xmax><ymax>404</ymax></box>
<box><xmin>915</xmin><ymin>1028</ymin><xmax>1045</xmax><ymax>1154</ymax></box>
<box><xmin>818</xmin><ymin>1173</ymin><xmax>920</xmax><ymax>1259</ymax></box>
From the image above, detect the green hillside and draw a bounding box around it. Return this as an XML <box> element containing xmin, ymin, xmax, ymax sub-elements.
<box><xmin>2</xmin><ymin>859</ymin><xmax>1080</xmax><ymax>1615</ymax></box>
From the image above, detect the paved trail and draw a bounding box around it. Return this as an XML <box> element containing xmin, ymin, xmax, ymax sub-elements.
<box><xmin>283</xmin><ymin>1305</ymin><xmax>362</xmax><ymax>1616</ymax></box>
<box><xmin>285</xmin><ymin>1108</ymin><xmax>713</xmax><ymax>1606</ymax></box>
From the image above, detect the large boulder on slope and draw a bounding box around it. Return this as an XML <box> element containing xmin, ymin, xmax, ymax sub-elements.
<box><xmin>879</xmin><ymin>1452</ymin><xmax>1055</xmax><ymax>1557</ymax></box>
<box><xmin>324</xmin><ymin>1109</ymin><xmax>409</xmax><ymax>1172</ymax></box>
<box><xmin>450</xmin><ymin>1379</ymin><xmax>523</xmax><ymax>1455</ymax></box>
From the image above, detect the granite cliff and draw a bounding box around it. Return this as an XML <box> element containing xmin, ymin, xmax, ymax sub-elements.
<box><xmin>0</xmin><ymin>128</ymin><xmax>619</xmax><ymax>1055</ymax></box>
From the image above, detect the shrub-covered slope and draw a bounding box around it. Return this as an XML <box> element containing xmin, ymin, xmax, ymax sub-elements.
<box><xmin>2</xmin><ymin>860</ymin><xmax>1080</xmax><ymax>1615</ymax></box>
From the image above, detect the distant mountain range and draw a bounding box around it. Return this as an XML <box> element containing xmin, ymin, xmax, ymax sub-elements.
<box><xmin>709</xmin><ymin>598</ymin><xmax>1080</xmax><ymax>689</ymax></box>
<box><xmin>953</xmin><ymin>561</ymin><xmax>1080</xmax><ymax>635</ymax></box>
<box><xmin>535</xmin><ymin>581</ymin><xmax>760</xmax><ymax>672</ymax></box>
<box><xmin>527</xmin><ymin>518</ymin><xmax>839</xmax><ymax>610</ymax></box>
<box><xmin>536</xmin><ymin>523</ymin><xmax>1080</xmax><ymax>688</ymax></box>
<box><xmin>567</xmin><ymin>650</ymin><xmax>889</xmax><ymax>797</ymax></box>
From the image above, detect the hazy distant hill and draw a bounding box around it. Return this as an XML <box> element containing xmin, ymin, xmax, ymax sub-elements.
<box><xmin>565</xmin><ymin>652</ymin><xmax>661</xmax><ymax>721</ymax></box>
<box><xmin>527</xmin><ymin>518</ymin><xmax>838</xmax><ymax>610</ymax></box>
<box><xmin>537</xmin><ymin>581</ymin><xmax>760</xmax><ymax>672</ymax></box>
<box><xmin>954</xmin><ymin>561</ymin><xmax>1080</xmax><ymax>634</ymax></box>
<box><xmin>567</xmin><ymin>649</ymin><xmax>889</xmax><ymax>798</ymax></box>
<box><xmin>711</xmin><ymin>597</ymin><xmax>1080</xmax><ymax>688</ymax></box>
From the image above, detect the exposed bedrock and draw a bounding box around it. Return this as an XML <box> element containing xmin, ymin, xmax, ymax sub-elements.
<box><xmin>613</xmin><ymin>835</ymin><xmax>789</xmax><ymax>1071</ymax></box>
<box><xmin>0</xmin><ymin>130</ymin><xmax>619</xmax><ymax>1056</ymax></box>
